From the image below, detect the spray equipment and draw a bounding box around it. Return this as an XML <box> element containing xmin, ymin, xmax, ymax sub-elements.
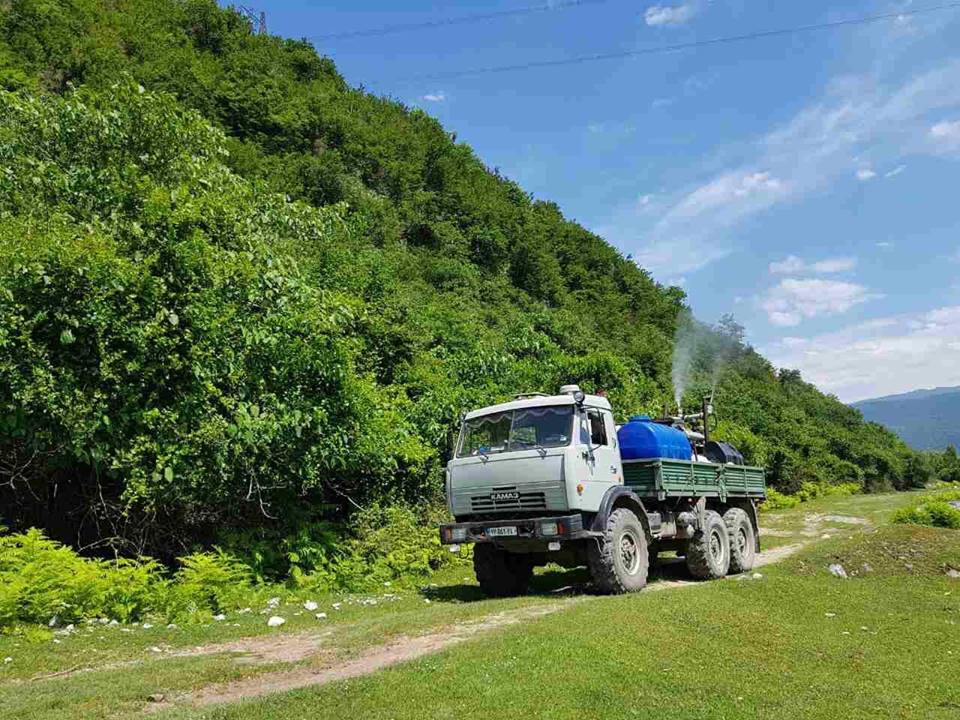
<box><xmin>656</xmin><ymin>392</ymin><xmax>715</xmax><ymax>457</ymax></box>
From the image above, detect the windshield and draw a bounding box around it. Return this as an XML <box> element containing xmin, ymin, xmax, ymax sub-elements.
<box><xmin>457</xmin><ymin>406</ymin><xmax>574</xmax><ymax>458</ymax></box>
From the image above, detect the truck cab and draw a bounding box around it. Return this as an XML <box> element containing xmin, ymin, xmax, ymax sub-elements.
<box><xmin>440</xmin><ymin>385</ymin><xmax>766</xmax><ymax>597</ymax></box>
<box><xmin>447</xmin><ymin>385</ymin><xmax>620</xmax><ymax>521</ymax></box>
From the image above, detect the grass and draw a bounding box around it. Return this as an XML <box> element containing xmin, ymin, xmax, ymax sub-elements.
<box><xmin>2</xmin><ymin>488</ymin><xmax>957</xmax><ymax>719</ymax></box>
<box><xmin>170</xmin><ymin>523</ymin><xmax>960</xmax><ymax>720</ymax></box>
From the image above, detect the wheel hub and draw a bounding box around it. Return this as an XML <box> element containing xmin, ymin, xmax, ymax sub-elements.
<box><xmin>619</xmin><ymin>530</ymin><xmax>641</xmax><ymax>575</ymax></box>
<box><xmin>709</xmin><ymin>528</ymin><xmax>725</xmax><ymax>565</ymax></box>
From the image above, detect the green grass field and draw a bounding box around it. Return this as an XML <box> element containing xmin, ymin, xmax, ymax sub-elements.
<box><xmin>3</xmin><ymin>489</ymin><xmax>958</xmax><ymax>719</ymax></box>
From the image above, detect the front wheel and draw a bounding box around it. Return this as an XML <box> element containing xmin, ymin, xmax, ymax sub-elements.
<box><xmin>685</xmin><ymin>510</ymin><xmax>730</xmax><ymax>580</ymax></box>
<box><xmin>473</xmin><ymin>544</ymin><xmax>533</xmax><ymax>597</ymax></box>
<box><xmin>588</xmin><ymin>507</ymin><xmax>650</xmax><ymax>594</ymax></box>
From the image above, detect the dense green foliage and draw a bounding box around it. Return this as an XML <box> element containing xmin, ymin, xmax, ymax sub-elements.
<box><xmin>0</xmin><ymin>0</ymin><xmax>932</xmax><ymax>564</ymax></box>
<box><xmin>893</xmin><ymin>489</ymin><xmax>960</xmax><ymax>530</ymax></box>
<box><xmin>0</xmin><ymin>507</ymin><xmax>459</xmax><ymax>628</ymax></box>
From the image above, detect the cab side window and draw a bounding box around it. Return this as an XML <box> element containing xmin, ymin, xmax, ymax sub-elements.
<box><xmin>587</xmin><ymin>409</ymin><xmax>608</xmax><ymax>446</ymax></box>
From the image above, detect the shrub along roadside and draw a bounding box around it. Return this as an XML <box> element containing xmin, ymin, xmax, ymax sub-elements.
<box><xmin>892</xmin><ymin>490</ymin><xmax>960</xmax><ymax>530</ymax></box>
<box><xmin>0</xmin><ymin>502</ymin><xmax>464</xmax><ymax>630</ymax></box>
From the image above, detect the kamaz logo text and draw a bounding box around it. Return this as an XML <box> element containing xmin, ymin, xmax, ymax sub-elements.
<box><xmin>490</xmin><ymin>491</ymin><xmax>520</xmax><ymax>502</ymax></box>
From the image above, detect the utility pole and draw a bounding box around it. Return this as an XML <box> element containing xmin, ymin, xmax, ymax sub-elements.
<box><xmin>234</xmin><ymin>5</ymin><xmax>267</xmax><ymax>35</ymax></box>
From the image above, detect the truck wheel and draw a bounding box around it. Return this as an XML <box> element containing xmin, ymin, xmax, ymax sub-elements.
<box><xmin>724</xmin><ymin>507</ymin><xmax>756</xmax><ymax>574</ymax></box>
<box><xmin>473</xmin><ymin>544</ymin><xmax>533</xmax><ymax>597</ymax></box>
<box><xmin>685</xmin><ymin>510</ymin><xmax>730</xmax><ymax>580</ymax></box>
<box><xmin>587</xmin><ymin>508</ymin><xmax>649</xmax><ymax>594</ymax></box>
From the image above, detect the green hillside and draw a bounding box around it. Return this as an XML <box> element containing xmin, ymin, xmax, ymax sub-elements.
<box><xmin>0</xmin><ymin>0</ymin><xmax>923</xmax><ymax>563</ymax></box>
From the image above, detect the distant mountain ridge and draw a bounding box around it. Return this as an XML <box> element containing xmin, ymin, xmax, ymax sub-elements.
<box><xmin>853</xmin><ymin>386</ymin><xmax>960</xmax><ymax>450</ymax></box>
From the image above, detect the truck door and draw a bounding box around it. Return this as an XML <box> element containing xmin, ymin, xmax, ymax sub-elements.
<box><xmin>577</xmin><ymin>407</ymin><xmax>622</xmax><ymax>510</ymax></box>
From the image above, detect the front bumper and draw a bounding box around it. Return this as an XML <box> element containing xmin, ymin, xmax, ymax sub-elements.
<box><xmin>438</xmin><ymin>514</ymin><xmax>597</xmax><ymax>545</ymax></box>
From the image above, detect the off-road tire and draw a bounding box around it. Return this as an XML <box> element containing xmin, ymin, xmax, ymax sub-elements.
<box><xmin>587</xmin><ymin>507</ymin><xmax>649</xmax><ymax>594</ymax></box>
<box><xmin>685</xmin><ymin>510</ymin><xmax>731</xmax><ymax>580</ymax></box>
<box><xmin>473</xmin><ymin>544</ymin><xmax>533</xmax><ymax>597</ymax></box>
<box><xmin>724</xmin><ymin>507</ymin><xmax>757</xmax><ymax>574</ymax></box>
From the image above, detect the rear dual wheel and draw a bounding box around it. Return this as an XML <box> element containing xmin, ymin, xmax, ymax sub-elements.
<box><xmin>685</xmin><ymin>510</ymin><xmax>730</xmax><ymax>580</ymax></box>
<box><xmin>724</xmin><ymin>507</ymin><xmax>757</xmax><ymax>574</ymax></box>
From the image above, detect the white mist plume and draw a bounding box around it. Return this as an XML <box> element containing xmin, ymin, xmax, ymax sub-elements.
<box><xmin>671</xmin><ymin>314</ymin><xmax>744</xmax><ymax>411</ymax></box>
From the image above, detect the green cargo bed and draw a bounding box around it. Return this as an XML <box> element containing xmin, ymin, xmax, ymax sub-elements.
<box><xmin>622</xmin><ymin>458</ymin><xmax>766</xmax><ymax>501</ymax></box>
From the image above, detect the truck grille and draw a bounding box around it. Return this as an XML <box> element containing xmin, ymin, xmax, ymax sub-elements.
<box><xmin>470</xmin><ymin>486</ymin><xmax>547</xmax><ymax>513</ymax></box>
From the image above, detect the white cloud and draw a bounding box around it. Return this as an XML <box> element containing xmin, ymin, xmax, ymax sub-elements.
<box><xmin>811</xmin><ymin>257</ymin><xmax>857</xmax><ymax>273</ymax></box>
<box><xmin>762</xmin><ymin>306</ymin><xmax>960</xmax><ymax>401</ymax></box>
<box><xmin>768</xmin><ymin>255</ymin><xmax>805</xmax><ymax>275</ymax></box>
<box><xmin>644</xmin><ymin>4</ymin><xmax>695</xmax><ymax>27</ymax></box>
<box><xmin>930</xmin><ymin>119</ymin><xmax>960</xmax><ymax>143</ymax></box>
<box><xmin>760</xmin><ymin>278</ymin><xmax>878</xmax><ymax>327</ymax></box>
<box><xmin>876</xmin><ymin>241</ymin><xmax>894</xmax><ymax>248</ymax></box>
<box><xmin>769</xmin><ymin>255</ymin><xmax>856</xmax><ymax>275</ymax></box>
<box><xmin>856</xmin><ymin>168</ymin><xmax>876</xmax><ymax>181</ymax></box>
<box><xmin>422</xmin><ymin>92</ymin><xmax>445</xmax><ymax>102</ymax></box>
<box><xmin>884</xmin><ymin>164</ymin><xmax>906</xmax><ymax>178</ymax></box>
<box><xmin>639</xmin><ymin>193</ymin><xmax>654</xmax><ymax>206</ymax></box>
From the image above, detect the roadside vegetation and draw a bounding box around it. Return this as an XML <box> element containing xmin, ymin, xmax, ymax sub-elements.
<box><xmin>893</xmin><ymin>489</ymin><xmax>960</xmax><ymax>529</ymax></box>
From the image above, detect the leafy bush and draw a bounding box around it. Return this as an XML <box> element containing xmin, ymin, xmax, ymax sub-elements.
<box><xmin>0</xmin><ymin>528</ymin><xmax>162</xmax><ymax>626</ymax></box>
<box><xmin>0</xmin><ymin>528</ymin><xmax>262</xmax><ymax>628</ymax></box>
<box><xmin>893</xmin><ymin>491</ymin><xmax>960</xmax><ymax>530</ymax></box>
<box><xmin>762</xmin><ymin>488</ymin><xmax>800</xmax><ymax>511</ymax></box>
<box><xmin>297</xmin><ymin>502</ymin><xmax>464</xmax><ymax>593</ymax></box>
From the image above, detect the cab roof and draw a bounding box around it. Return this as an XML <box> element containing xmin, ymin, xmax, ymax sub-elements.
<box><xmin>463</xmin><ymin>393</ymin><xmax>612</xmax><ymax>420</ymax></box>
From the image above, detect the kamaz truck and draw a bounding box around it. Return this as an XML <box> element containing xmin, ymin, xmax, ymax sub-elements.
<box><xmin>439</xmin><ymin>385</ymin><xmax>766</xmax><ymax>596</ymax></box>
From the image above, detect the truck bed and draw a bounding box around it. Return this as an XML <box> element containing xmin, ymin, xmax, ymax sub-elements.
<box><xmin>622</xmin><ymin>458</ymin><xmax>766</xmax><ymax>501</ymax></box>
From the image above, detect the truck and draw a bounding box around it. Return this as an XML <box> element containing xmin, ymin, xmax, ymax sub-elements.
<box><xmin>439</xmin><ymin>384</ymin><xmax>766</xmax><ymax>596</ymax></box>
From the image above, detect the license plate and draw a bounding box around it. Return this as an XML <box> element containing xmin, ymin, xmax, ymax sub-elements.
<box><xmin>486</xmin><ymin>526</ymin><xmax>518</xmax><ymax>537</ymax></box>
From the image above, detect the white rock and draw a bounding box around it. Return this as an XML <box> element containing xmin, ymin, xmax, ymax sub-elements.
<box><xmin>946</xmin><ymin>568</ymin><xmax>960</xmax><ymax>579</ymax></box>
<box><xmin>332</xmin><ymin>602</ymin><xmax>342</xmax><ymax>610</ymax></box>
<box><xmin>108</xmin><ymin>620</ymin><xmax>119</xmax><ymax>627</ymax></box>
<box><xmin>64</xmin><ymin>624</ymin><xmax>75</xmax><ymax>632</ymax></box>
<box><xmin>267</xmin><ymin>616</ymin><xmax>286</xmax><ymax>628</ymax></box>
<box><xmin>98</xmin><ymin>618</ymin><xmax>109</xmax><ymax>625</ymax></box>
<box><xmin>150</xmin><ymin>646</ymin><xmax>162</xmax><ymax>653</ymax></box>
<box><xmin>53</xmin><ymin>639</ymin><xmax>61</xmax><ymax>644</ymax></box>
<box><xmin>266</xmin><ymin>597</ymin><xmax>281</xmax><ymax>608</ymax></box>
<box><xmin>828</xmin><ymin>564</ymin><xmax>848</xmax><ymax>579</ymax></box>
<box><xmin>751</xmin><ymin>573</ymin><xmax>763</xmax><ymax>580</ymax></box>
<box><xmin>213</xmin><ymin>614</ymin><xmax>226</xmax><ymax>621</ymax></box>
<box><xmin>315</xmin><ymin>612</ymin><xmax>327</xmax><ymax>620</ymax></box>
<box><xmin>383</xmin><ymin>581</ymin><xmax>391</xmax><ymax>587</ymax></box>
<box><xmin>303</xmin><ymin>600</ymin><xmax>318</xmax><ymax>611</ymax></box>
<box><xmin>3</xmin><ymin>657</ymin><xmax>12</xmax><ymax>664</ymax></box>
<box><xmin>166</xmin><ymin>623</ymin><xmax>177</xmax><ymax>630</ymax></box>
<box><xmin>121</xmin><ymin>628</ymin><xmax>132</xmax><ymax>633</ymax></box>
<box><xmin>142</xmin><ymin>623</ymin><xmax>153</xmax><ymax>629</ymax></box>
<box><xmin>238</xmin><ymin>607</ymin><xmax>252</xmax><ymax>614</ymax></box>
<box><xmin>825</xmin><ymin>612</ymin><xmax>836</xmax><ymax>618</ymax></box>
<box><xmin>48</xmin><ymin>615</ymin><xmax>59</xmax><ymax>627</ymax></box>
<box><xmin>424</xmin><ymin>599</ymin><xmax>431</xmax><ymax>604</ymax></box>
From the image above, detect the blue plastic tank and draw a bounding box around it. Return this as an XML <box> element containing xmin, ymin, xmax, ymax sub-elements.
<box><xmin>617</xmin><ymin>415</ymin><xmax>692</xmax><ymax>461</ymax></box>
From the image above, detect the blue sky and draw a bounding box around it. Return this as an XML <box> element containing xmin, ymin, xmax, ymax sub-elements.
<box><xmin>254</xmin><ymin>1</ymin><xmax>960</xmax><ymax>402</ymax></box>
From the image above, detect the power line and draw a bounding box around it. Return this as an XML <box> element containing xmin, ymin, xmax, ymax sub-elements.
<box><xmin>311</xmin><ymin>0</ymin><xmax>612</xmax><ymax>41</ymax></box>
<box><xmin>400</xmin><ymin>2</ymin><xmax>960</xmax><ymax>81</ymax></box>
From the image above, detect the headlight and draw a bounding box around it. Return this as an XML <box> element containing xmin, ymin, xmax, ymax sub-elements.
<box><xmin>451</xmin><ymin>527</ymin><xmax>468</xmax><ymax>542</ymax></box>
<box><xmin>539</xmin><ymin>521</ymin><xmax>559</xmax><ymax>536</ymax></box>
